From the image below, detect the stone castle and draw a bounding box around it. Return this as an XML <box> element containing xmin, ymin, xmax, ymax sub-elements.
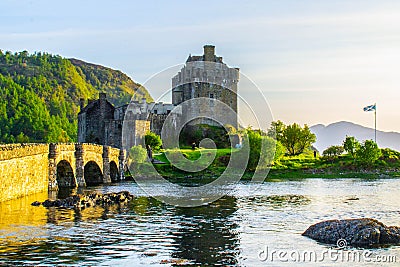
<box><xmin>78</xmin><ymin>45</ymin><xmax>239</xmax><ymax>150</ymax></box>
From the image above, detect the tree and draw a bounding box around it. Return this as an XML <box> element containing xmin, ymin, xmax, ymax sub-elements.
<box><xmin>0</xmin><ymin>50</ymin><xmax>153</xmax><ymax>144</ymax></box>
<box><xmin>343</xmin><ymin>136</ymin><xmax>360</xmax><ymax>159</ymax></box>
<box><xmin>144</xmin><ymin>131</ymin><xmax>162</xmax><ymax>150</ymax></box>
<box><xmin>267</xmin><ymin>120</ymin><xmax>285</xmax><ymax>141</ymax></box>
<box><xmin>280</xmin><ymin>123</ymin><xmax>316</xmax><ymax>156</ymax></box>
<box><xmin>16</xmin><ymin>132</ymin><xmax>30</xmax><ymax>143</ymax></box>
<box><xmin>356</xmin><ymin>140</ymin><xmax>381</xmax><ymax>165</ymax></box>
<box><xmin>323</xmin><ymin>145</ymin><xmax>344</xmax><ymax>158</ymax></box>
<box><xmin>298</xmin><ymin>125</ymin><xmax>316</xmax><ymax>153</ymax></box>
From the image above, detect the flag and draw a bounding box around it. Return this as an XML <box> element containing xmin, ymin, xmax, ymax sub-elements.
<box><xmin>363</xmin><ymin>104</ymin><xmax>376</xmax><ymax>112</ymax></box>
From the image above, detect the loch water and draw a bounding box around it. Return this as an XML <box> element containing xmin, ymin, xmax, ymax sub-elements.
<box><xmin>1</xmin><ymin>178</ymin><xmax>400</xmax><ymax>266</ymax></box>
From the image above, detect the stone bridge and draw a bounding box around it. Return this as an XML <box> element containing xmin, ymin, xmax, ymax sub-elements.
<box><xmin>0</xmin><ymin>143</ymin><xmax>126</xmax><ymax>202</ymax></box>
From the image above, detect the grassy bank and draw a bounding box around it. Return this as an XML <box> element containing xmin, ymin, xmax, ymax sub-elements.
<box><xmin>127</xmin><ymin>148</ymin><xmax>400</xmax><ymax>180</ymax></box>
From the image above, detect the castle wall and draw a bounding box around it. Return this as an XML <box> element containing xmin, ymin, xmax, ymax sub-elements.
<box><xmin>78</xmin><ymin>96</ymin><xmax>115</xmax><ymax>145</ymax></box>
<box><xmin>150</xmin><ymin>114</ymin><xmax>168</xmax><ymax>135</ymax></box>
<box><xmin>136</xmin><ymin>120</ymin><xmax>150</xmax><ymax>145</ymax></box>
<box><xmin>77</xmin><ymin>46</ymin><xmax>239</xmax><ymax>151</ymax></box>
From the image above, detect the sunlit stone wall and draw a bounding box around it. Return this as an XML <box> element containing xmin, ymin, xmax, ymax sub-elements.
<box><xmin>0</xmin><ymin>144</ymin><xmax>49</xmax><ymax>202</ymax></box>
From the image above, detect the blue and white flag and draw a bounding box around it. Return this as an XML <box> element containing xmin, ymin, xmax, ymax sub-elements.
<box><xmin>363</xmin><ymin>104</ymin><xmax>376</xmax><ymax>112</ymax></box>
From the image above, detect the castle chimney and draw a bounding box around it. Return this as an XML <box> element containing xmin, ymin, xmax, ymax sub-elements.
<box><xmin>203</xmin><ymin>45</ymin><xmax>215</xmax><ymax>62</ymax></box>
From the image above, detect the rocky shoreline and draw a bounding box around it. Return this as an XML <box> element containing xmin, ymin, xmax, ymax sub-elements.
<box><xmin>303</xmin><ymin>218</ymin><xmax>400</xmax><ymax>247</ymax></box>
<box><xmin>31</xmin><ymin>191</ymin><xmax>134</xmax><ymax>209</ymax></box>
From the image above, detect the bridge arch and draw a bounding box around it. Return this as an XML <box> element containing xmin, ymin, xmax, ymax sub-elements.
<box><xmin>110</xmin><ymin>161</ymin><xmax>119</xmax><ymax>182</ymax></box>
<box><xmin>56</xmin><ymin>160</ymin><xmax>76</xmax><ymax>188</ymax></box>
<box><xmin>84</xmin><ymin>161</ymin><xmax>103</xmax><ymax>186</ymax></box>
<box><xmin>47</xmin><ymin>143</ymin><xmax>125</xmax><ymax>190</ymax></box>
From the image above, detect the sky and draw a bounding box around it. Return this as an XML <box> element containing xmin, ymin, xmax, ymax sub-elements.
<box><xmin>1</xmin><ymin>0</ymin><xmax>400</xmax><ymax>131</ymax></box>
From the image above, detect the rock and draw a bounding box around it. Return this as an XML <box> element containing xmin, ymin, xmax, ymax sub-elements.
<box><xmin>346</xmin><ymin>197</ymin><xmax>359</xmax><ymax>201</ymax></box>
<box><xmin>31</xmin><ymin>201</ymin><xmax>41</xmax><ymax>206</ymax></box>
<box><xmin>31</xmin><ymin>191</ymin><xmax>134</xmax><ymax>210</ymax></box>
<box><xmin>42</xmin><ymin>199</ymin><xmax>54</xmax><ymax>207</ymax></box>
<box><xmin>303</xmin><ymin>218</ymin><xmax>400</xmax><ymax>247</ymax></box>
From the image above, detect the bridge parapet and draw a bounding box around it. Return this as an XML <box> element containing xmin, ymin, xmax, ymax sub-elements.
<box><xmin>0</xmin><ymin>143</ymin><xmax>127</xmax><ymax>202</ymax></box>
<box><xmin>109</xmin><ymin>147</ymin><xmax>121</xmax><ymax>162</ymax></box>
<box><xmin>0</xmin><ymin>143</ymin><xmax>49</xmax><ymax>160</ymax></box>
<box><xmin>0</xmin><ymin>143</ymin><xmax>49</xmax><ymax>202</ymax></box>
<box><xmin>57</xmin><ymin>143</ymin><xmax>76</xmax><ymax>152</ymax></box>
<box><xmin>82</xmin><ymin>143</ymin><xmax>104</xmax><ymax>154</ymax></box>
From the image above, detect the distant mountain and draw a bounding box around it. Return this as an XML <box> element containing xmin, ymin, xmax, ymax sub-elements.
<box><xmin>0</xmin><ymin>50</ymin><xmax>153</xmax><ymax>143</ymax></box>
<box><xmin>310</xmin><ymin>121</ymin><xmax>400</xmax><ymax>152</ymax></box>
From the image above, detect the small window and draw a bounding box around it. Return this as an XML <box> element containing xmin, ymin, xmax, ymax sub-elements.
<box><xmin>210</xmin><ymin>93</ymin><xmax>214</xmax><ymax>98</ymax></box>
<box><xmin>154</xmin><ymin>110</ymin><xmax>158</xmax><ymax>114</ymax></box>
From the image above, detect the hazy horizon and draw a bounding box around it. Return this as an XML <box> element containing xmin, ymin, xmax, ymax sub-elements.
<box><xmin>1</xmin><ymin>0</ymin><xmax>399</xmax><ymax>132</ymax></box>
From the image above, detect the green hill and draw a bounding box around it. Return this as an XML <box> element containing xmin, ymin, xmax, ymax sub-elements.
<box><xmin>0</xmin><ymin>50</ymin><xmax>153</xmax><ymax>143</ymax></box>
<box><xmin>69</xmin><ymin>58</ymin><xmax>152</xmax><ymax>106</ymax></box>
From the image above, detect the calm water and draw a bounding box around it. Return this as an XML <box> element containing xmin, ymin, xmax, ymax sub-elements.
<box><xmin>1</xmin><ymin>178</ymin><xmax>400</xmax><ymax>266</ymax></box>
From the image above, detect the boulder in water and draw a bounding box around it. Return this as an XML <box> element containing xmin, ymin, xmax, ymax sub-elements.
<box><xmin>303</xmin><ymin>218</ymin><xmax>400</xmax><ymax>247</ymax></box>
<box><xmin>31</xmin><ymin>191</ymin><xmax>134</xmax><ymax>209</ymax></box>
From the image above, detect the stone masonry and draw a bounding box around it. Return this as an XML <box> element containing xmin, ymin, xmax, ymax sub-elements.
<box><xmin>0</xmin><ymin>143</ymin><xmax>125</xmax><ymax>202</ymax></box>
<box><xmin>78</xmin><ymin>45</ymin><xmax>239</xmax><ymax>149</ymax></box>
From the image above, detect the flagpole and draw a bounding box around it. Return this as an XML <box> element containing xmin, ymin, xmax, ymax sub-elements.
<box><xmin>374</xmin><ymin>103</ymin><xmax>377</xmax><ymax>143</ymax></box>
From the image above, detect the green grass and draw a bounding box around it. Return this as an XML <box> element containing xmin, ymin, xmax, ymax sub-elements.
<box><xmin>128</xmin><ymin>148</ymin><xmax>400</xmax><ymax>181</ymax></box>
<box><xmin>269</xmin><ymin>152</ymin><xmax>400</xmax><ymax>178</ymax></box>
<box><xmin>149</xmin><ymin>148</ymin><xmax>232</xmax><ymax>182</ymax></box>
<box><xmin>153</xmin><ymin>148</ymin><xmax>232</xmax><ymax>165</ymax></box>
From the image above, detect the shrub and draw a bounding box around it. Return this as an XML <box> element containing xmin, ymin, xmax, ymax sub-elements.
<box><xmin>380</xmin><ymin>148</ymin><xmax>400</xmax><ymax>161</ymax></box>
<box><xmin>274</xmin><ymin>141</ymin><xmax>286</xmax><ymax>161</ymax></box>
<box><xmin>323</xmin><ymin>145</ymin><xmax>344</xmax><ymax>158</ymax></box>
<box><xmin>242</xmin><ymin>128</ymin><xmax>280</xmax><ymax>171</ymax></box>
<box><xmin>145</xmin><ymin>131</ymin><xmax>162</xmax><ymax>151</ymax></box>
<box><xmin>356</xmin><ymin>140</ymin><xmax>381</xmax><ymax>165</ymax></box>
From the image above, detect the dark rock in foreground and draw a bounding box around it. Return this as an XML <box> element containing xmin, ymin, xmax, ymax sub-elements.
<box><xmin>303</xmin><ymin>218</ymin><xmax>400</xmax><ymax>247</ymax></box>
<box><xmin>32</xmin><ymin>191</ymin><xmax>133</xmax><ymax>209</ymax></box>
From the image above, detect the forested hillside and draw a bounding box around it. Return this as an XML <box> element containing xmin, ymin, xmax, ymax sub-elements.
<box><xmin>0</xmin><ymin>50</ymin><xmax>153</xmax><ymax>143</ymax></box>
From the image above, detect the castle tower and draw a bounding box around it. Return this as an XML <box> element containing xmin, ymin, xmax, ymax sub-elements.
<box><xmin>171</xmin><ymin>45</ymin><xmax>239</xmax><ymax>128</ymax></box>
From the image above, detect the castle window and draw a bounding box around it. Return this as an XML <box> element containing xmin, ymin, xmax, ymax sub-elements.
<box><xmin>197</xmin><ymin>94</ymin><xmax>200</xmax><ymax>97</ymax></box>
<box><xmin>209</xmin><ymin>93</ymin><xmax>214</xmax><ymax>98</ymax></box>
<box><xmin>154</xmin><ymin>110</ymin><xmax>158</xmax><ymax>114</ymax></box>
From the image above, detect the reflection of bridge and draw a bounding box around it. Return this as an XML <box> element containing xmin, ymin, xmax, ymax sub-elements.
<box><xmin>0</xmin><ymin>143</ymin><xmax>126</xmax><ymax>202</ymax></box>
